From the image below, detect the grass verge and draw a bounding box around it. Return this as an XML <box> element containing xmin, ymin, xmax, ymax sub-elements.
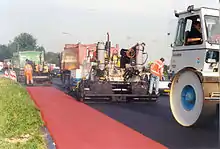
<box><xmin>0</xmin><ymin>78</ymin><xmax>46</xmax><ymax>149</ymax></box>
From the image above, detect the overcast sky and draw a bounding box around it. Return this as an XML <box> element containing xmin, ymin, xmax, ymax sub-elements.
<box><xmin>0</xmin><ymin>0</ymin><xmax>219</xmax><ymax>61</ymax></box>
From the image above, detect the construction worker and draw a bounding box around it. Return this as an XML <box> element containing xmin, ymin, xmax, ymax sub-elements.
<box><xmin>24</xmin><ymin>59</ymin><xmax>33</xmax><ymax>85</ymax></box>
<box><xmin>186</xmin><ymin>21</ymin><xmax>202</xmax><ymax>45</ymax></box>
<box><xmin>43</xmin><ymin>63</ymin><xmax>49</xmax><ymax>73</ymax></box>
<box><xmin>148</xmin><ymin>58</ymin><xmax>165</xmax><ymax>96</ymax></box>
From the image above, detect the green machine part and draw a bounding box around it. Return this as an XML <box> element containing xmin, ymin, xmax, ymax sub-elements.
<box><xmin>13</xmin><ymin>51</ymin><xmax>44</xmax><ymax>68</ymax></box>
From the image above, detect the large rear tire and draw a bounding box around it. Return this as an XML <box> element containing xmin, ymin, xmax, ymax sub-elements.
<box><xmin>170</xmin><ymin>70</ymin><xmax>204</xmax><ymax>127</ymax></box>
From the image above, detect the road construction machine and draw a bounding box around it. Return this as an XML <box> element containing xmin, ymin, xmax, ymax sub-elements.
<box><xmin>74</xmin><ymin>33</ymin><xmax>158</xmax><ymax>102</ymax></box>
<box><xmin>169</xmin><ymin>5</ymin><xmax>220</xmax><ymax>127</ymax></box>
<box><xmin>59</xmin><ymin>43</ymin><xmax>97</xmax><ymax>91</ymax></box>
<box><xmin>12</xmin><ymin>51</ymin><xmax>52</xmax><ymax>85</ymax></box>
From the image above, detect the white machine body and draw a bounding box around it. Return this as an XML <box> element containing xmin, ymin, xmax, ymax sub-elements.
<box><xmin>169</xmin><ymin>6</ymin><xmax>220</xmax><ymax>127</ymax></box>
<box><xmin>170</xmin><ymin>7</ymin><xmax>220</xmax><ymax>98</ymax></box>
<box><xmin>97</xmin><ymin>42</ymin><xmax>106</xmax><ymax>70</ymax></box>
<box><xmin>136</xmin><ymin>43</ymin><xmax>144</xmax><ymax>69</ymax></box>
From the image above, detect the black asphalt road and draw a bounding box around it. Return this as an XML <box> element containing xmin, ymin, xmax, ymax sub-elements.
<box><xmin>52</xmin><ymin>78</ymin><xmax>219</xmax><ymax>149</ymax></box>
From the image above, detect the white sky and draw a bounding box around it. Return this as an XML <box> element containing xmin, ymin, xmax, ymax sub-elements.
<box><xmin>0</xmin><ymin>0</ymin><xmax>219</xmax><ymax>61</ymax></box>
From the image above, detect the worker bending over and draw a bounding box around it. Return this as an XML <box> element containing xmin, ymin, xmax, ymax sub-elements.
<box><xmin>24</xmin><ymin>59</ymin><xmax>33</xmax><ymax>85</ymax></box>
<box><xmin>148</xmin><ymin>58</ymin><xmax>165</xmax><ymax>96</ymax></box>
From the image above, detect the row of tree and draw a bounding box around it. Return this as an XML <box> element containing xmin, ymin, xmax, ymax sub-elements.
<box><xmin>0</xmin><ymin>33</ymin><xmax>170</xmax><ymax>75</ymax></box>
<box><xmin>0</xmin><ymin>33</ymin><xmax>59</xmax><ymax>65</ymax></box>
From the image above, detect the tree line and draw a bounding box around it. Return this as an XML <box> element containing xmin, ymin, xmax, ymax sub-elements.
<box><xmin>0</xmin><ymin>33</ymin><xmax>59</xmax><ymax>65</ymax></box>
<box><xmin>0</xmin><ymin>33</ymin><xmax>170</xmax><ymax>75</ymax></box>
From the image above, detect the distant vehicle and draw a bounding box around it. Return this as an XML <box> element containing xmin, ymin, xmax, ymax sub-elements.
<box><xmin>159</xmin><ymin>76</ymin><xmax>170</xmax><ymax>95</ymax></box>
<box><xmin>53</xmin><ymin>66</ymin><xmax>60</xmax><ymax>70</ymax></box>
<box><xmin>12</xmin><ymin>51</ymin><xmax>52</xmax><ymax>85</ymax></box>
<box><xmin>48</xmin><ymin>63</ymin><xmax>57</xmax><ymax>71</ymax></box>
<box><xmin>51</xmin><ymin>68</ymin><xmax>61</xmax><ymax>78</ymax></box>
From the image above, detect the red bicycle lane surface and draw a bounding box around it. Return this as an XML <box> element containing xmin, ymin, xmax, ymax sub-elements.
<box><xmin>27</xmin><ymin>86</ymin><xmax>167</xmax><ymax>149</ymax></box>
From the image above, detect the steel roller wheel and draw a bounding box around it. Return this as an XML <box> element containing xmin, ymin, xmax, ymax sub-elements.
<box><xmin>170</xmin><ymin>70</ymin><xmax>204</xmax><ymax>127</ymax></box>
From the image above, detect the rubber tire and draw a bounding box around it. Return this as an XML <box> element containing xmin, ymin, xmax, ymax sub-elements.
<box><xmin>170</xmin><ymin>70</ymin><xmax>204</xmax><ymax>127</ymax></box>
<box><xmin>77</xmin><ymin>81</ymin><xmax>85</xmax><ymax>102</ymax></box>
<box><xmin>75</xmin><ymin>88</ymin><xmax>80</xmax><ymax>101</ymax></box>
<box><xmin>170</xmin><ymin>70</ymin><xmax>218</xmax><ymax>127</ymax></box>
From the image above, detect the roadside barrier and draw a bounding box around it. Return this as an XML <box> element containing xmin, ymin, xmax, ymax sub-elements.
<box><xmin>4</xmin><ymin>69</ymin><xmax>17</xmax><ymax>81</ymax></box>
<box><xmin>4</xmin><ymin>70</ymin><xmax>9</xmax><ymax>78</ymax></box>
<box><xmin>9</xmin><ymin>70</ymin><xmax>17</xmax><ymax>81</ymax></box>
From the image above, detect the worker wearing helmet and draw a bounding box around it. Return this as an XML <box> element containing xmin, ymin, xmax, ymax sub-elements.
<box><xmin>24</xmin><ymin>59</ymin><xmax>33</xmax><ymax>85</ymax></box>
<box><xmin>148</xmin><ymin>58</ymin><xmax>165</xmax><ymax>96</ymax></box>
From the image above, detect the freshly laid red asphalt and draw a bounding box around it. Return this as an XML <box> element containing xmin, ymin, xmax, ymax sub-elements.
<box><xmin>27</xmin><ymin>87</ymin><xmax>167</xmax><ymax>149</ymax></box>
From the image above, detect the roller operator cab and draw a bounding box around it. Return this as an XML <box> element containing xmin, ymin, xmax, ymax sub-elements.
<box><xmin>170</xmin><ymin>5</ymin><xmax>220</xmax><ymax>127</ymax></box>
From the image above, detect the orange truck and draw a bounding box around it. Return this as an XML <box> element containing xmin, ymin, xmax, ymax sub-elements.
<box><xmin>59</xmin><ymin>43</ymin><xmax>96</xmax><ymax>89</ymax></box>
<box><xmin>60</xmin><ymin>43</ymin><xmax>96</xmax><ymax>70</ymax></box>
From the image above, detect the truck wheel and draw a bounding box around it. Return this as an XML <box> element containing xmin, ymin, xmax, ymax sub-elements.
<box><xmin>76</xmin><ymin>81</ymin><xmax>85</xmax><ymax>102</ymax></box>
<box><xmin>75</xmin><ymin>88</ymin><xmax>80</xmax><ymax>100</ymax></box>
<box><xmin>80</xmin><ymin>81</ymin><xmax>85</xmax><ymax>102</ymax></box>
<box><xmin>170</xmin><ymin>70</ymin><xmax>204</xmax><ymax>127</ymax></box>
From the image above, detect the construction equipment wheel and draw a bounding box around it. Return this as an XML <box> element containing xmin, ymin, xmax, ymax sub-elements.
<box><xmin>170</xmin><ymin>70</ymin><xmax>204</xmax><ymax>127</ymax></box>
<box><xmin>76</xmin><ymin>80</ymin><xmax>85</xmax><ymax>102</ymax></box>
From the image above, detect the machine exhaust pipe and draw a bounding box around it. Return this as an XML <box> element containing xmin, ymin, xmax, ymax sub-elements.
<box><xmin>106</xmin><ymin>32</ymin><xmax>111</xmax><ymax>59</ymax></box>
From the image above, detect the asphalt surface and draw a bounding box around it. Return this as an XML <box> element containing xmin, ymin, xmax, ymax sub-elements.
<box><xmin>52</xmin><ymin>78</ymin><xmax>219</xmax><ymax>149</ymax></box>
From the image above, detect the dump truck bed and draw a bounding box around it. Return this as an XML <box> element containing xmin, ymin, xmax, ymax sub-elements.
<box><xmin>60</xmin><ymin>44</ymin><xmax>96</xmax><ymax>71</ymax></box>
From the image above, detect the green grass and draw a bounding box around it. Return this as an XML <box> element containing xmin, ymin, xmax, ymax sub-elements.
<box><xmin>0</xmin><ymin>78</ymin><xmax>46</xmax><ymax>149</ymax></box>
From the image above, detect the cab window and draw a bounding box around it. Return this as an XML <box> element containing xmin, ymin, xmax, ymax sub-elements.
<box><xmin>174</xmin><ymin>15</ymin><xmax>203</xmax><ymax>46</ymax></box>
<box><xmin>174</xmin><ymin>18</ymin><xmax>185</xmax><ymax>46</ymax></box>
<box><xmin>185</xmin><ymin>16</ymin><xmax>203</xmax><ymax>45</ymax></box>
<box><xmin>205</xmin><ymin>50</ymin><xmax>219</xmax><ymax>63</ymax></box>
<box><xmin>205</xmin><ymin>15</ymin><xmax>220</xmax><ymax>45</ymax></box>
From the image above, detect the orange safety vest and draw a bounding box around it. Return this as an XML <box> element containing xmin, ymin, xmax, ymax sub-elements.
<box><xmin>24</xmin><ymin>64</ymin><xmax>33</xmax><ymax>74</ymax></box>
<box><xmin>150</xmin><ymin>60</ymin><xmax>164</xmax><ymax>77</ymax></box>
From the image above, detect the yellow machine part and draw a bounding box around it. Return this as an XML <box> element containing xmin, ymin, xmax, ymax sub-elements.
<box><xmin>112</xmin><ymin>55</ymin><xmax>120</xmax><ymax>67</ymax></box>
<box><xmin>43</xmin><ymin>65</ymin><xmax>49</xmax><ymax>73</ymax></box>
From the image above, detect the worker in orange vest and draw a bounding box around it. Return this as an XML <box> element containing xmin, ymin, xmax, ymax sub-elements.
<box><xmin>24</xmin><ymin>59</ymin><xmax>33</xmax><ymax>85</ymax></box>
<box><xmin>148</xmin><ymin>58</ymin><xmax>165</xmax><ymax>96</ymax></box>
